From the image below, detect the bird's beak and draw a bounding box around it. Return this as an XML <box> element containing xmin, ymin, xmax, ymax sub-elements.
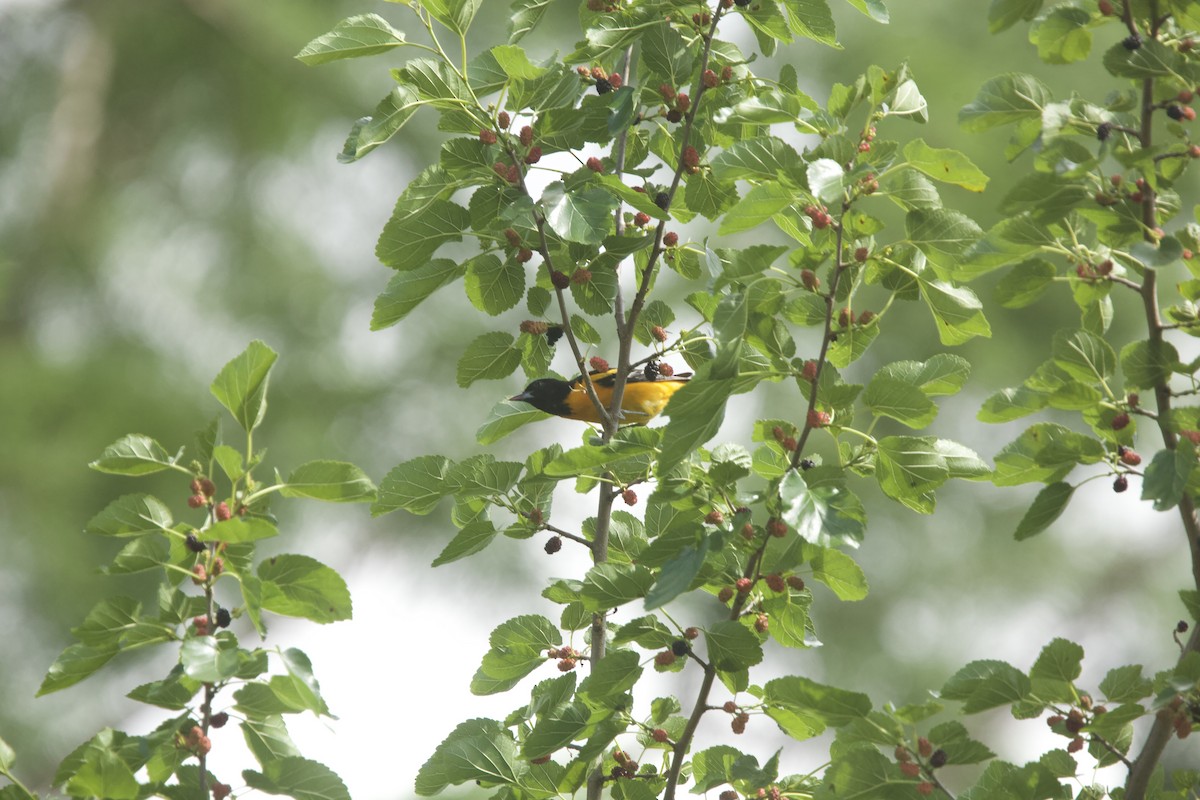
<box><xmin>509</xmin><ymin>391</ymin><xmax>532</xmax><ymax>403</ymax></box>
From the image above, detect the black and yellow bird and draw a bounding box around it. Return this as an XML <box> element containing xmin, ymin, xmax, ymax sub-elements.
<box><xmin>510</xmin><ymin>367</ymin><xmax>691</xmax><ymax>424</ymax></box>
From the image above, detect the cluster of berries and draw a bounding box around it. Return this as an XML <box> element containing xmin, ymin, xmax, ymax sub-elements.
<box><xmin>895</xmin><ymin>737</ymin><xmax>947</xmax><ymax>795</ymax></box>
<box><xmin>1047</xmin><ymin>695</ymin><xmax>1111</xmax><ymax>752</ymax></box>
<box><xmin>803</xmin><ymin>203</ymin><xmax>834</xmax><ymax>229</ymax></box>
<box><xmin>609</xmin><ymin>748</ymin><xmax>640</xmax><ymax>779</ymax></box>
<box><xmin>577</xmin><ymin>65</ymin><xmax>622</xmax><ymax>95</ymax></box>
<box><xmin>546</xmin><ymin>646</ymin><xmax>581</xmax><ymax>671</ymax></box>
<box><xmin>658</xmin><ymin>84</ymin><xmax>691</xmax><ymax>123</ymax></box>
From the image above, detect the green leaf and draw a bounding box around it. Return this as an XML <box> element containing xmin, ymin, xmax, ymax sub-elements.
<box><xmin>1031</xmin><ymin>7</ymin><xmax>1091</xmax><ymax>64</ymax></box>
<box><xmin>545</xmin><ymin>428</ymin><xmax>661</xmax><ymax>476</ymax></box>
<box><xmin>959</xmin><ymin>73</ymin><xmax>1052</xmax><ymax>132</ymax></box>
<box><xmin>705</xmin><ymin>620</ymin><xmax>764</xmax><ymax>672</ymax></box>
<box><xmin>474</xmin><ymin>615</ymin><xmax>560</xmax><ymax>694</ymax></box>
<box><xmin>1099</xmin><ymin>665</ymin><xmax>1151</xmax><ymax>704</ymax></box>
<box><xmin>717</xmin><ymin>183</ymin><xmax>794</xmax><ymax>235</ymax></box>
<box><xmin>764</xmin><ymin>675</ymin><xmax>872</xmax><ymax>726</ymax></box>
<box><xmin>522</xmin><ymin>699</ymin><xmax>589</xmax><ymax>758</ymax></box>
<box><xmin>978</xmin><ymin>386</ymin><xmax>1049</xmax><ymax>423</ymax></box>
<box><xmin>711</xmin><ymin>292</ymin><xmax>748</xmax><ymax>379</ymax></box>
<box><xmin>127</xmin><ymin>666</ymin><xmax>201</xmax><ymax>710</ymax></box>
<box><xmin>243</xmin><ymin>756</ymin><xmax>350</xmax><ymax>800</ymax></box>
<box><xmin>779</xmin><ymin>469</ymin><xmax>866</xmax><ymax>548</ymax></box>
<box><xmin>508</xmin><ymin>0</ymin><xmax>552</xmax><ymax>43</ymax></box>
<box><xmin>941</xmin><ymin>660</ymin><xmax>1031</xmax><ymax>712</ymax></box>
<box><xmin>903</xmin><ymin>139</ymin><xmax>989</xmax><ymax>192</ymax></box>
<box><xmin>476</xmin><ymin>400</ymin><xmax>549</xmax><ymax>444</ymax></box>
<box><xmin>1141</xmin><ymin>439</ymin><xmax>1195</xmax><ymax>511</ymax></box>
<box><xmin>66</xmin><ymin>746</ymin><xmax>139</xmax><ymax>800</ymax></box>
<box><xmin>992</xmin><ymin>423</ymin><xmax>1105</xmax><ymax>486</ymax></box>
<box><xmin>1052</xmin><ymin>329</ymin><xmax>1116</xmax><ymax>384</ymax></box>
<box><xmin>341</xmin><ymin>85</ymin><xmax>423</xmax><ymax>164</ymax></box>
<box><xmin>863</xmin><ymin>375</ymin><xmax>937</xmax><ymax>428</ymax></box>
<box><xmin>644</xmin><ymin>544</ymin><xmax>706</xmax><ymax>611</ymax></box>
<box><xmin>210</xmin><ymin>340</ymin><xmax>278</xmax><ymax>433</ymax></box>
<box><xmin>1031</xmin><ymin>637</ymin><xmax>1083</xmax><ymax>686</ymax></box>
<box><xmin>691</xmin><ymin>746</ymin><xmax>744</xmax><ymax>793</ymax></box>
<box><xmin>581</xmin><ymin>563</ymin><xmax>654</xmax><ymax>610</ymax></box>
<box><xmin>465</xmin><ymin>254</ymin><xmax>525</xmax><ymax>315</ymax></box>
<box><xmin>907</xmin><ymin>208</ymin><xmax>983</xmax><ymax>273</ymax></box>
<box><xmin>919</xmin><ymin>278</ymin><xmax>991</xmax><ymax>345</ymax></box>
<box><xmin>85</xmin><ymin>494</ymin><xmax>172</xmax><ymax>537</ymax></box>
<box><xmin>876</xmin><ymin>353</ymin><xmax>971</xmax><ymax>397</ymax></box>
<box><xmin>371</xmin><ymin>259</ymin><xmax>465</xmax><ymax>330</ymax></box>
<box><xmin>578</xmin><ymin>648</ymin><xmax>642</xmax><ymax>702</ymax></box>
<box><xmin>89</xmin><ymin>434</ymin><xmax>178</xmax><ymax>475</ymax></box>
<box><xmin>181</xmin><ymin>637</ymin><xmax>241</xmax><ymax>683</ymax></box>
<box><xmin>594</xmin><ymin>174</ymin><xmax>669</xmax><ymax>220</ymax></box>
<box><xmin>242</xmin><ymin>715</ymin><xmax>302</xmax><ymax>765</ymax></box>
<box><xmin>710</xmin><ymin>137</ymin><xmax>800</xmax><ymax>182</ymax></box>
<box><xmin>432</xmin><ymin>521</ymin><xmax>498</xmax><ymax>567</ymax></box>
<box><xmin>640</xmin><ymin>20</ymin><xmax>696</xmax><ymax>91</ymax></box>
<box><xmin>377</xmin><ymin>198</ymin><xmax>471</xmax><ymax>271</ymax></box>
<box><xmin>781</xmin><ymin>0</ymin><xmax>838</xmax><ymax>47</ymax></box>
<box><xmin>457</xmin><ymin>331</ymin><xmax>522</xmax><ymax>387</ymax></box>
<box><xmin>373</xmin><ymin>455</ymin><xmax>452</xmax><ymax>516</ymax></box>
<box><xmin>809</xmin><ymin>546</ymin><xmax>868</xmax><ymax>601</ymax></box>
<box><xmin>1014</xmin><ymin>482</ymin><xmax>1074</xmax><ymax>540</ymax></box>
<box><xmin>685</xmin><ymin>171</ymin><xmax>740</xmax><ymax>220</ymax></box>
<box><xmin>658</xmin><ymin>372</ymin><xmax>735</xmax><ymax>476</ymax></box>
<box><xmin>994</xmin><ymin>259</ymin><xmax>1056</xmax><ymax>308</ymax></box>
<box><xmin>414</xmin><ymin>719</ymin><xmax>524</xmax><ymax>795</ymax></box>
<box><xmin>258</xmin><ymin>554</ymin><xmax>352</xmax><ymax>624</ymax></box>
<box><xmin>541</xmin><ymin>182</ymin><xmax>617</xmax><ymax>245</ymax></box>
<box><xmin>874</xmin><ymin>436</ymin><xmax>950</xmax><ymax>510</ymax></box>
<box><xmin>807</xmin><ymin>158</ymin><xmax>846</xmax><ymax>204</ymax></box>
<box><xmin>988</xmin><ymin>0</ymin><xmax>1041</xmax><ymax>32</ymax></box>
<box><xmin>1120</xmin><ymin>340</ymin><xmax>1179</xmax><ymax>390</ymax></box>
<box><xmin>38</xmin><ymin>642</ymin><xmax>118</xmax><ymax>695</ymax></box>
<box><xmin>295</xmin><ymin>14</ymin><xmax>407</xmax><ymax>65</ymax></box>
<box><xmin>280</xmin><ymin>461</ymin><xmax>376</xmax><ymax>503</ymax></box>
<box><xmin>198</xmin><ymin>517</ymin><xmax>278</xmax><ymax>543</ymax></box>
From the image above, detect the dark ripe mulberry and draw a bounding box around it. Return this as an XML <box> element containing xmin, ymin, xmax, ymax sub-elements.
<box><xmin>544</xmin><ymin>535</ymin><xmax>563</xmax><ymax>554</ymax></box>
<box><xmin>735</xmin><ymin>0</ymin><xmax>751</xmax><ymax>7</ymax></box>
<box><xmin>546</xmin><ymin>326</ymin><xmax>564</xmax><ymax>345</ymax></box>
<box><xmin>1123</xmin><ymin>33</ymin><xmax>1142</xmax><ymax>50</ymax></box>
<box><xmin>210</xmin><ymin>711</ymin><xmax>229</xmax><ymax>728</ymax></box>
<box><xmin>185</xmin><ymin>533</ymin><xmax>206</xmax><ymax>553</ymax></box>
<box><xmin>215</xmin><ymin>607</ymin><xmax>232</xmax><ymax>628</ymax></box>
<box><xmin>550</xmin><ymin>270</ymin><xmax>570</xmax><ymax>289</ymax></box>
<box><xmin>666</xmin><ymin>108</ymin><xmax>683</xmax><ymax>123</ymax></box>
<box><xmin>671</xmin><ymin>639</ymin><xmax>690</xmax><ymax>656</ymax></box>
<box><xmin>1113</xmin><ymin>475</ymin><xmax>1129</xmax><ymax>493</ymax></box>
<box><xmin>595</xmin><ymin>78</ymin><xmax>613</xmax><ymax>94</ymax></box>
<box><xmin>1097</xmin><ymin>122</ymin><xmax>1112</xmax><ymax>141</ymax></box>
<box><xmin>654</xmin><ymin>191</ymin><xmax>670</xmax><ymax>210</ymax></box>
<box><xmin>643</xmin><ymin>361</ymin><xmax>660</xmax><ymax>380</ymax></box>
<box><xmin>1111</xmin><ymin>412</ymin><xmax>1130</xmax><ymax>430</ymax></box>
<box><xmin>1168</xmin><ymin>105</ymin><xmax>1186</xmax><ymax>121</ymax></box>
<box><xmin>930</xmin><ymin>749</ymin><xmax>948</xmax><ymax>768</ymax></box>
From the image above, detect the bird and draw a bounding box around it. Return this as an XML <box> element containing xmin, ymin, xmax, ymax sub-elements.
<box><xmin>509</xmin><ymin>367</ymin><xmax>691</xmax><ymax>424</ymax></box>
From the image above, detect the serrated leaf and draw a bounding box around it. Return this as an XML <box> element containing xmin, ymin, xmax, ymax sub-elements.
<box><xmin>295</xmin><ymin>14</ymin><xmax>407</xmax><ymax>65</ymax></box>
<box><xmin>373</xmin><ymin>455</ymin><xmax>452</xmax><ymax>516</ymax></box>
<box><xmin>1141</xmin><ymin>439</ymin><xmax>1196</xmax><ymax>511</ymax></box>
<box><xmin>414</xmin><ymin>719</ymin><xmax>524</xmax><ymax>795</ymax></box>
<box><xmin>705</xmin><ymin>620</ymin><xmax>764</xmax><ymax>672</ymax></box>
<box><xmin>1120</xmin><ymin>339</ymin><xmax>1179</xmax><ymax>390</ymax></box>
<box><xmin>903</xmin><ymin>139</ymin><xmax>989</xmax><ymax>192</ymax></box>
<box><xmin>1014</xmin><ymin>482</ymin><xmax>1074</xmax><ymax>540</ymax></box>
<box><xmin>210</xmin><ymin>340</ymin><xmax>278</xmax><ymax>433</ymax></box>
<box><xmin>371</xmin><ymin>259</ymin><xmax>465</xmax><ymax>330</ymax></box>
<box><xmin>457</xmin><ymin>331</ymin><xmax>522</xmax><ymax>387</ymax></box>
<box><xmin>864</xmin><ymin>375</ymin><xmax>937</xmax><ymax>428</ymax></box>
<box><xmin>1051</xmin><ymin>329</ymin><xmax>1115</xmax><ymax>384</ymax></box>
<box><xmin>541</xmin><ymin>182</ymin><xmax>617</xmax><ymax>245</ymax></box>
<box><xmin>959</xmin><ymin>72</ymin><xmax>1052</xmax><ymax>132</ymax></box>
<box><xmin>258</xmin><ymin>554</ymin><xmax>352</xmax><ymax>624</ymax></box>
<box><xmin>941</xmin><ymin>660</ymin><xmax>1031</xmax><ymax>712</ymax></box>
<box><xmin>280</xmin><ymin>461</ymin><xmax>376</xmax><ymax>503</ymax></box>
<box><xmin>85</xmin><ymin>494</ymin><xmax>173</xmax><ymax>537</ymax></box>
<box><xmin>89</xmin><ymin>434</ymin><xmax>178</xmax><ymax>476</ymax></box>
<box><xmin>243</xmin><ymin>756</ymin><xmax>350</xmax><ymax>800</ymax></box>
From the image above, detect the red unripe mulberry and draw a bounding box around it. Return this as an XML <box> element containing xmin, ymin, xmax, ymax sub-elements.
<box><xmin>663</xmin><ymin>231</ymin><xmax>679</xmax><ymax>247</ymax></box>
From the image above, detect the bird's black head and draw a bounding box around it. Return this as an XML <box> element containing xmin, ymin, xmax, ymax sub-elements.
<box><xmin>510</xmin><ymin>378</ymin><xmax>573</xmax><ymax>416</ymax></box>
